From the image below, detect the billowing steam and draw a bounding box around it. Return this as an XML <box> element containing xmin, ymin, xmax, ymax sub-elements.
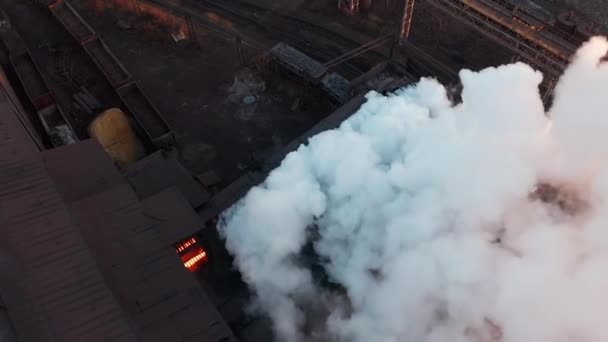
<box><xmin>219</xmin><ymin>37</ymin><xmax>608</xmax><ymax>342</ymax></box>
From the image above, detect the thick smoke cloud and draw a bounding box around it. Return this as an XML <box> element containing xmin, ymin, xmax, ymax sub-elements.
<box><xmin>219</xmin><ymin>37</ymin><xmax>608</xmax><ymax>341</ymax></box>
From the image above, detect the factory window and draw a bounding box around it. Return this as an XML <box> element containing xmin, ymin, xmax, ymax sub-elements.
<box><xmin>175</xmin><ymin>237</ymin><xmax>197</xmax><ymax>253</ymax></box>
<box><xmin>182</xmin><ymin>248</ymin><xmax>208</xmax><ymax>272</ymax></box>
<box><xmin>175</xmin><ymin>236</ymin><xmax>208</xmax><ymax>272</ymax></box>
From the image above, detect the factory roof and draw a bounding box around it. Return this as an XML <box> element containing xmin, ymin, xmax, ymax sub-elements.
<box><xmin>125</xmin><ymin>151</ymin><xmax>210</xmax><ymax>208</ymax></box>
<box><xmin>0</xmin><ymin>75</ymin><xmax>236</xmax><ymax>341</ymax></box>
<box><xmin>142</xmin><ymin>187</ymin><xmax>207</xmax><ymax>245</ymax></box>
<box><xmin>0</xmin><ymin>88</ymin><xmax>138</xmax><ymax>341</ymax></box>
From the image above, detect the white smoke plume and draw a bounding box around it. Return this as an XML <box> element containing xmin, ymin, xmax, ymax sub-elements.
<box><xmin>219</xmin><ymin>37</ymin><xmax>608</xmax><ymax>342</ymax></box>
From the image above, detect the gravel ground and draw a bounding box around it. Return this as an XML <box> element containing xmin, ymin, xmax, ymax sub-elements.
<box><xmin>563</xmin><ymin>0</ymin><xmax>608</xmax><ymax>29</ymax></box>
<box><xmin>534</xmin><ymin>0</ymin><xmax>608</xmax><ymax>30</ymax></box>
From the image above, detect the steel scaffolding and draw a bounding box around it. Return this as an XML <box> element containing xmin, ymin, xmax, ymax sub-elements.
<box><xmin>424</xmin><ymin>0</ymin><xmax>567</xmax><ymax>77</ymax></box>
<box><xmin>398</xmin><ymin>0</ymin><xmax>574</xmax><ymax>100</ymax></box>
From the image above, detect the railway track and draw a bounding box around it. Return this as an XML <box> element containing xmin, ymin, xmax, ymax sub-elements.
<box><xmin>196</xmin><ymin>1</ymin><xmax>462</xmax><ymax>83</ymax></box>
<box><xmin>150</xmin><ymin>0</ymin><xmax>455</xmax><ymax>83</ymax></box>
<box><xmin>196</xmin><ymin>0</ymin><xmax>390</xmax><ymax>78</ymax></box>
<box><xmin>48</xmin><ymin>0</ymin><xmax>173</xmax><ymax>147</ymax></box>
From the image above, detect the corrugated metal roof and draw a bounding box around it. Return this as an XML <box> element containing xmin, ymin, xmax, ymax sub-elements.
<box><xmin>125</xmin><ymin>151</ymin><xmax>210</xmax><ymax>208</ymax></box>
<box><xmin>0</xmin><ymin>88</ymin><xmax>139</xmax><ymax>341</ymax></box>
<box><xmin>1</xmin><ymin>73</ymin><xmax>237</xmax><ymax>340</ymax></box>
<box><xmin>42</xmin><ymin>139</ymin><xmax>123</xmax><ymax>202</ymax></box>
<box><xmin>66</xmin><ymin>179</ymin><xmax>236</xmax><ymax>342</ymax></box>
<box><xmin>142</xmin><ymin>187</ymin><xmax>205</xmax><ymax>245</ymax></box>
<box><xmin>42</xmin><ymin>137</ymin><xmax>235</xmax><ymax>342</ymax></box>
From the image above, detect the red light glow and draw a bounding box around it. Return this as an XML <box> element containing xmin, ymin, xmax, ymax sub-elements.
<box><xmin>182</xmin><ymin>248</ymin><xmax>208</xmax><ymax>272</ymax></box>
<box><xmin>176</xmin><ymin>237</ymin><xmax>197</xmax><ymax>253</ymax></box>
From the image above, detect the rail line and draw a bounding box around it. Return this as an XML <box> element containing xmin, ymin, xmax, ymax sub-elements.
<box><xmin>147</xmin><ymin>0</ymin><xmax>458</xmax><ymax>83</ymax></box>
<box><xmin>198</xmin><ymin>0</ymin><xmax>462</xmax><ymax>83</ymax></box>
<box><xmin>198</xmin><ymin>0</ymin><xmax>387</xmax><ymax>78</ymax></box>
<box><xmin>48</xmin><ymin>0</ymin><xmax>95</xmax><ymax>43</ymax></box>
<box><xmin>47</xmin><ymin>0</ymin><xmax>173</xmax><ymax>147</ymax></box>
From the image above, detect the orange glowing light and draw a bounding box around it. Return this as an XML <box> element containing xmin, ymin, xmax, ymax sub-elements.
<box><xmin>176</xmin><ymin>237</ymin><xmax>197</xmax><ymax>253</ymax></box>
<box><xmin>182</xmin><ymin>248</ymin><xmax>208</xmax><ymax>271</ymax></box>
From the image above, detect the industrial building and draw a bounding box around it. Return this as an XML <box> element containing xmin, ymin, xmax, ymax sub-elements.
<box><xmin>0</xmin><ymin>0</ymin><xmax>605</xmax><ymax>340</ymax></box>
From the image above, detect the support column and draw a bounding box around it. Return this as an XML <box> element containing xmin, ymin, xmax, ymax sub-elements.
<box><xmin>400</xmin><ymin>0</ymin><xmax>415</xmax><ymax>39</ymax></box>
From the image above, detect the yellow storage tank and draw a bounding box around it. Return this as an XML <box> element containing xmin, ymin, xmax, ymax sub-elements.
<box><xmin>89</xmin><ymin>108</ymin><xmax>144</xmax><ymax>168</ymax></box>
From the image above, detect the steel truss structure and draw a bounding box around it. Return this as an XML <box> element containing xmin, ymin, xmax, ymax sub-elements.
<box><xmin>400</xmin><ymin>0</ymin><xmax>581</xmax><ymax>98</ymax></box>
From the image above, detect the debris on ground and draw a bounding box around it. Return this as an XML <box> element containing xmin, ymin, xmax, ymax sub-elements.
<box><xmin>226</xmin><ymin>68</ymin><xmax>266</xmax><ymax>104</ymax></box>
<box><xmin>243</xmin><ymin>95</ymin><xmax>256</xmax><ymax>105</ymax></box>
<box><xmin>116</xmin><ymin>19</ymin><xmax>133</xmax><ymax>31</ymax></box>
<box><xmin>72</xmin><ymin>86</ymin><xmax>102</xmax><ymax>115</ymax></box>
<box><xmin>171</xmin><ymin>28</ymin><xmax>186</xmax><ymax>43</ymax></box>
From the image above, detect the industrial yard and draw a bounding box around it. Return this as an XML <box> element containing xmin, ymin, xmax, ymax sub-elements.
<box><xmin>0</xmin><ymin>0</ymin><xmax>606</xmax><ymax>341</ymax></box>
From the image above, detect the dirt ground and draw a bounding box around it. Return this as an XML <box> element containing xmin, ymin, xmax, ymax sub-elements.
<box><xmin>554</xmin><ymin>0</ymin><xmax>608</xmax><ymax>29</ymax></box>
<box><xmin>71</xmin><ymin>0</ymin><xmax>332</xmax><ymax>184</ymax></box>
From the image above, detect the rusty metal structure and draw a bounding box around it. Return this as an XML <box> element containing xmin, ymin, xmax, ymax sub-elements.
<box><xmin>399</xmin><ymin>0</ymin><xmax>582</xmax><ymax>98</ymax></box>
<box><xmin>401</xmin><ymin>0</ymin><xmax>416</xmax><ymax>39</ymax></box>
<box><xmin>1</xmin><ymin>26</ymin><xmax>79</xmax><ymax>146</ymax></box>
<box><xmin>428</xmin><ymin>0</ymin><xmax>573</xmax><ymax>70</ymax></box>
<box><xmin>48</xmin><ymin>0</ymin><xmax>95</xmax><ymax>43</ymax></box>
<box><xmin>48</xmin><ymin>0</ymin><xmax>174</xmax><ymax>147</ymax></box>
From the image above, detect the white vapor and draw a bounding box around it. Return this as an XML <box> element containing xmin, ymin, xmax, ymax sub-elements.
<box><xmin>219</xmin><ymin>37</ymin><xmax>608</xmax><ymax>342</ymax></box>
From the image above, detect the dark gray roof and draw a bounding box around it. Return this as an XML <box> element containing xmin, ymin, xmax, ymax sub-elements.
<box><xmin>142</xmin><ymin>187</ymin><xmax>205</xmax><ymax>245</ymax></box>
<box><xmin>125</xmin><ymin>151</ymin><xmax>210</xmax><ymax>208</ymax></box>
<box><xmin>43</xmin><ymin>140</ymin><xmax>236</xmax><ymax>342</ymax></box>
<box><xmin>1</xmin><ymin>76</ymin><xmax>236</xmax><ymax>340</ymax></box>
<box><xmin>67</xmin><ymin>183</ymin><xmax>235</xmax><ymax>342</ymax></box>
<box><xmin>42</xmin><ymin>139</ymin><xmax>123</xmax><ymax>202</ymax></box>
<box><xmin>0</xmin><ymin>87</ymin><xmax>138</xmax><ymax>342</ymax></box>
